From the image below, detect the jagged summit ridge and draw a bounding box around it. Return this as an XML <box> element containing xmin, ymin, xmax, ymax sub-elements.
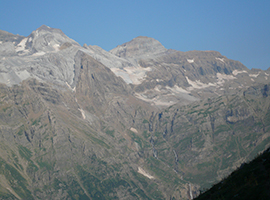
<box><xmin>26</xmin><ymin>25</ymin><xmax>79</xmax><ymax>54</ymax></box>
<box><xmin>0</xmin><ymin>25</ymin><xmax>82</xmax><ymax>87</ymax></box>
<box><xmin>0</xmin><ymin>25</ymin><xmax>269</xmax><ymax>107</ymax></box>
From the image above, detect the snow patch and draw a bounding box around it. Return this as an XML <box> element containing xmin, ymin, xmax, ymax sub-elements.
<box><xmin>189</xmin><ymin>184</ymin><xmax>193</xmax><ymax>199</ymax></box>
<box><xmin>111</xmin><ymin>65</ymin><xmax>151</xmax><ymax>85</ymax></box>
<box><xmin>249</xmin><ymin>73</ymin><xmax>260</xmax><ymax>78</ymax></box>
<box><xmin>216</xmin><ymin>57</ymin><xmax>225</xmax><ymax>63</ymax></box>
<box><xmin>265</xmin><ymin>73</ymin><xmax>269</xmax><ymax>76</ymax></box>
<box><xmin>32</xmin><ymin>51</ymin><xmax>46</xmax><ymax>56</ymax></box>
<box><xmin>130</xmin><ymin>127</ymin><xmax>138</xmax><ymax>134</ymax></box>
<box><xmin>28</xmin><ymin>37</ymin><xmax>32</xmax><ymax>42</ymax></box>
<box><xmin>251</xmin><ymin>78</ymin><xmax>254</xmax><ymax>82</ymax></box>
<box><xmin>78</xmin><ymin>108</ymin><xmax>86</xmax><ymax>119</ymax></box>
<box><xmin>53</xmin><ymin>44</ymin><xmax>60</xmax><ymax>51</ymax></box>
<box><xmin>65</xmin><ymin>82</ymin><xmax>76</xmax><ymax>92</ymax></box>
<box><xmin>187</xmin><ymin>59</ymin><xmax>194</xmax><ymax>63</ymax></box>
<box><xmin>0</xmin><ymin>41</ymin><xmax>2</xmax><ymax>44</ymax></box>
<box><xmin>134</xmin><ymin>93</ymin><xmax>175</xmax><ymax>106</ymax></box>
<box><xmin>166</xmin><ymin>85</ymin><xmax>189</xmax><ymax>94</ymax></box>
<box><xmin>217</xmin><ymin>73</ymin><xmax>236</xmax><ymax>80</ymax></box>
<box><xmin>186</xmin><ymin>76</ymin><xmax>216</xmax><ymax>89</ymax></box>
<box><xmin>16</xmin><ymin>38</ymin><xmax>27</xmax><ymax>52</ymax></box>
<box><xmin>232</xmin><ymin>70</ymin><xmax>248</xmax><ymax>76</ymax></box>
<box><xmin>138</xmin><ymin>167</ymin><xmax>154</xmax><ymax>179</ymax></box>
<box><xmin>185</xmin><ymin>73</ymin><xmax>235</xmax><ymax>90</ymax></box>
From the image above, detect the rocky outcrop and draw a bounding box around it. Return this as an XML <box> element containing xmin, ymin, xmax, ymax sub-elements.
<box><xmin>110</xmin><ymin>36</ymin><xmax>167</xmax><ymax>58</ymax></box>
<box><xmin>0</xmin><ymin>25</ymin><xmax>269</xmax><ymax>199</ymax></box>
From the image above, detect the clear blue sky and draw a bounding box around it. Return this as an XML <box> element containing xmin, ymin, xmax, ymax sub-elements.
<box><xmin>1</xmin><ymin>0</ymin><xmax>269</xmax><ymax>70</ymax></box>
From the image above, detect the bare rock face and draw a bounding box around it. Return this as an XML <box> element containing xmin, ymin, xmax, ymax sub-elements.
<box><xmin>109</xmin><ymin>36</ymin><xmax>270</xmax><ymax>108</ymax></box>
<box><xmin>110</xmin><ymin>36</ymin><xmax>167</xmax><ymax>58</ymax></box>
<box><xmin>0</xmin><ymin>26</ymin><xmax>270</xmax><ymax>200</ymax></box>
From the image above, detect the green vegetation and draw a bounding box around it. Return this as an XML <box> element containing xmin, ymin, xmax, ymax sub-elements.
<box><xmin>17</xmin><ymin>125</ymin><xmax>25</xmax><ymax>136</ymax></box>
<box><xmin>18</xmin><ymin>145</ymin><xmax>32</xmax><ymax>161</ymax></box>
<box><xmin>143</xmin><ymin>130</ymin><xmax>150</xmax><ymax>139</ymax></box>
<box><xmin>37</xmin><ymin>159</ymin><xmax>54</xmax><ymax>171</ymax></box>
<box><xmin>76</xmin><ymin>165</ymin><xmax>131</xmax><ymax>199</ymax></box>
<box><xmin>105</xmin><ymin>129</ymin><xmax>115</xmax><ymax>137</ymax></box>
<box><xmin>131</xmin><ymin>168</ymin><xmax>164</xmax><ymax>200</ymax></box>
<box><xmin>0</xmin><ymin>158</ymin><xmax>34</xmax><ymax>200</ymax></box>
<box><xmin>128</xmin><ymin>130</ymin><xmax>145</xmax><ymax>149</ymax></box>
<box><xmin>31</xmin><ymin>117</ymin><xmax>41</xmax><ymax>125</ymax></box>
<box><xmin>143</xmin><ymin>119</ymin><xmax>149</xmax><ymax>123</ymax></box>
<box><xmin>87</xmin><ymin>134</ymin><xmax>110</xmax><ymax>149</ymax></box>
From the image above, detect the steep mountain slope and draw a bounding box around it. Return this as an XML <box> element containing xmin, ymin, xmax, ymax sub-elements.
<box><xmin>0</xmin><ymin>25</ymin><xmax>269</xmax><ymax>199</ymax></box>
<box><xmin>141</xmin><ymin>83</ymin><xmax>270</xmax><ymax>197</ymax></box>
<box><xmin>0</xmin><ymin>69</ymin><xmax>163</xmax><ymax>199</ymax></box>
<box><xmin>110</xmin><ymin>37</ymin><xmax>270</xmax><ymax>107</ymax></box>
<box><xmin>194</xmin><ymin>147</ymin><xmax>270</xmax><ymax>200</ymax></box>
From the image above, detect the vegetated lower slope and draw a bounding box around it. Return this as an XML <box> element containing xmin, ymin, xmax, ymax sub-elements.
<box><xmin>0</xmin><ymin>80</ymin><xmax>168</xmax><ymax>200</ymax></box>
<box><xmin>136</xmin><ymin>83</ymin><xmax>270</xmax><ymax>198</ymax></box>
<box><xmin>194</xmin><ymin>147</ymin><xmax>270</xmax><ymax>200</ymax></box>
<box><xmin>0</xmin><ymin>80</ymin><xmax>269</xmax><ymax>199</ymax></box>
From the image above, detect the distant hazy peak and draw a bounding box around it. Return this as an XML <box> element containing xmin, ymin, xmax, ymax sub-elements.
<box><xmin>34</xmin><ymin>25</ymin><xmax>64</xmax><ymax>35</ymax></box>
<box><xmin>37</xmin><ymin>25</ymin><xmax>52</xmax><ymax>30</ymax></box>
<box><xmin>0</xmin><ymin>30</ymin><xmax>15</xmax><ymax>36</ymax></box>
<box><xmin>0</xmin><ymin>30</ymin><xmax>25</xmax><ymax>43</ymax></box>
<box><xmin>110</xmin><ymin>36</ymin><xmax>167</xmax><ymax>58</ymax></box>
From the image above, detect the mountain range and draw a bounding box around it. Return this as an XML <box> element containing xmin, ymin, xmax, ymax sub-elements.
<box><xmin>0</xmin><ymin>25</ymin><xmax>269</xmax><ymax>199</ymax></box>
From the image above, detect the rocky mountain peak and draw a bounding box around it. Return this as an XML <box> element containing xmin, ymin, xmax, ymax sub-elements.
<box><xmin>35</xmin><ymin>25</ymin><xmax>64</xmax><ymax>35</ymax></box>
<box><xmin>16</xmin><ymin>25</ymin><xmax>80</xmax><ymax>55</ymax></box>
<box><xmin>110</xmin><ymin>36</ymin><xmax>167</xmax><ymax>58</ymax></box>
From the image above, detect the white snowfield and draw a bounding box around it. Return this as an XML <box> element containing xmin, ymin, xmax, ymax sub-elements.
<box><xmin>32</xmin><ymin>51</ymin><xmax>46</xmax><ymax>56</ymax></box>
<box><xmin>138</xmin><ymin>167</ymin><xmax>154</xmax><ymax>179</ymax></box>
<box><xmin>111</xmin><ymin>65</ymin><xmax>152</xmax><ymax>85</ymax></box>
<box><xmin>249</xmin><ymin>73</ymin><xmax>260</xmax><ymax>78</ymax></box>
<box><xmin>165</xmin><ymin>85</ymin><xmax>189</xmax><ymax>94</ymax></box>
<box><xmin>15</xmin><ymin>38</ymin><xmax>27</xmax><ymax>52</ymax></box>
<box><xmin>130</xmin><ymin>127</ymin><xmax>138</xmax><ymax>134</ymax></box>
<box><xmin>186</xmin><ymin>76</ymin><xmax>216</xmax><ymax>90</ymax></box>
<box><xmin>1</xmin><ymin>25</ymin><xmax>269</xmax><ymax>113</ymax></box>
<box><xmin>65</xmin><ymin>82</ymin><xmax>76</xmax><ymax>92</ymax></box>
<box><xmin>216</xmin><ymin>73</ymin><xmax>236</xmax><ymax>81</ymax></box>
<box><xmin>53</xmin><ymin>44</ymin><xmax>59</xmax><ymax>51</ymax></box>
<box><xmin>187</xmin><ymin>59</ymin><xmax>194</xmax><ymax>63</ymax></box>
<box><xmin>216</xmin><ymin>57</ymin><xmax>225</xmax><ymax>63</ymax></box>
<box><xmin>134</xmin><ymin>92</ymin><xmax>173</xmax><ymax>106</ymax></box>
<box><xmin>232</xmin><ymin>70</ymin><xmax>248</xmax><ymax>76</ymax></box>
<box><xmin>189</xmin><ymin>183</ymin><xmax>193</xmax><ymax>199</ymax></box>
<box><xmin>78</xmin><ymin>108</ymin><xmax>86</xmax><ymax>119</ymax></box>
